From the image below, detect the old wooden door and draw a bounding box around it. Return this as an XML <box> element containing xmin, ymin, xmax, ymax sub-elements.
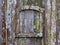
<box><xmin>15</xmin><ymin>9</ymin><xmax>43</xmax><ymax>45</ymax></box>
<box><xmin>15</xmin><ymin>0</ymin><xmax>43</xmax><ymax>45</ymax></box>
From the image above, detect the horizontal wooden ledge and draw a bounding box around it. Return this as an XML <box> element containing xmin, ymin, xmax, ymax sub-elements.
<box><xmin>19</xmin><ymin>5</ymin><xmax>45</xmax><ymax>12</ymax></box>
<box><xmin>19</xmin><ymin>9</ymin><xmax>40</xmax><ymax>12</ymax></box>
<box><xmin>15</xmin><ymin>33</ymin><xmax>43</xmax><ymax>38</ymax></box>
<box><xmin>15</xmin><ymin>37</ymin><xmax>42</xmax><ymax>39</ymax></box>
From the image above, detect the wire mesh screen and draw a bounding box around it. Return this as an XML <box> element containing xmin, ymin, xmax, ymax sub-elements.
<box><xmin>16</xmin><ymin>10</ymin><xmax>41</xmax><ymax>37</ymax></box>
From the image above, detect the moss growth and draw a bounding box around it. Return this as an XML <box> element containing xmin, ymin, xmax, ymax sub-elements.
<box><xmin>42</xmin><ymin>39</ymin><xmax>44</xmax><ymax>45</ymax></box>
<box><xmin>34</xmin><ymin>12</ymin><xmax>40</xmax><ymax>32</ymax></box>
<box><xmin>22</xmin><ymin>0</ymin><xmax>42</xmax><ymax>7</ymax></box>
